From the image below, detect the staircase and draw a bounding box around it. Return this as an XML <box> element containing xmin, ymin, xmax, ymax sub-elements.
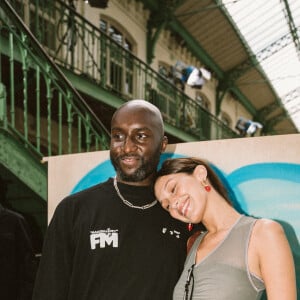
<box><xmin>6</xmin><ymin>0</ymin><xmax>238</xmax><ymax>142</ymax></box>
<box><xmin>0</xmin><ymin>0</ymin><xmax>111</xmax><ymax>250</ymax></box>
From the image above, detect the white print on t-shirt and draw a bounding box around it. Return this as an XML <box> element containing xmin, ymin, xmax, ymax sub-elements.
<box><xmin>90</xmin><ymin>228</ymin><xmax>118</xmax><ymax>249</ymax></box>
<box><xmin>162</xmin><ymin>227</ymin><xmax>181</xmax><ymax>239</ymax></box>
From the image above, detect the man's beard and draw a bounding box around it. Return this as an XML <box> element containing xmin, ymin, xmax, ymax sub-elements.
<box><xmin>110</xmin><ymin>149</ymin><xmax>161</xmax><ymax>183</ymax></box>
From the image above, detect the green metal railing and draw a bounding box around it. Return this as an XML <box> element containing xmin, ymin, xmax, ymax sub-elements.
<box><xmin>0</xmin><ymin>0</ymin><xmax>110</xmax><ymax>159</ymax></box>
<box><xmin>8</xmin><ymin>0</ymin><xmax>238</xmax><ymax>141</ymax></box>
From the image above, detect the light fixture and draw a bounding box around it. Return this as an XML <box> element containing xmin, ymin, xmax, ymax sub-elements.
<box><xmin>235</xmin><ymin>117</ymin><xmax>263</xmax><ymax>137</ymax></box>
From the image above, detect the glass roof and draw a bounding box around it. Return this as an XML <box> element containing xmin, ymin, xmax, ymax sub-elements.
<box><xmin>222</xmin><ymin>0</ymin><xmax>300</xmax><ymax>131</ymax></box>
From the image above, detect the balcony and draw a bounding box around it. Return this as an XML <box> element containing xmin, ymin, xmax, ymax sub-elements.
<box><xmin>5</xmin><ymin>0</ymin><xmax>238</xmax><ymax>143</ymax></box>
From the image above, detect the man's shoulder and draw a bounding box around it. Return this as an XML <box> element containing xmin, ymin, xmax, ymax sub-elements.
<box><xmin>56</xmin><ymin>178</ymin><xmax>113</xmax><ymax>210</ymax></box>
<box><xmin>50</xmin><ymin>178</ymin><xmax>114</xmax><ymax>223</ymax></box>
<box><xmin>0</xmin><ymin>206</ymin><xmax>26</xmax><ymax>224</ymax></box>
<box><xmin>66</xmin><ymin>178</ymin><xmax>113</xmax><ymax>200</ymax></box>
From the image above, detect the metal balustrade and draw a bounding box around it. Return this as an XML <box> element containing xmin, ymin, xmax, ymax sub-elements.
<box><xmin>6</xmin><ymin>0</ymin><xmax>238</xmax><ymax>142</ymax></box>
<box><xmin>0</xmin><ymin>0</ymin><xmax>110</xmax><ymax>159</ymax></box>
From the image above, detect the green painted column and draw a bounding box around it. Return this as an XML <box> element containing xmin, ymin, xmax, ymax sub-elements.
<box><xmin>0</xmin><ymin>82</ymin><xmax>7</xmax><ymax>127</ymax></box>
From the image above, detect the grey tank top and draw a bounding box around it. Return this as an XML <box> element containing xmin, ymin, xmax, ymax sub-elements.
<box><xmin>173</xmin><ymin>215</ymin><xmax>265</xmax><ymax>300</ymax></box>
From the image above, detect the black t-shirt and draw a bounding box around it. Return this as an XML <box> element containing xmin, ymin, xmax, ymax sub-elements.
<box><xmin>0</xmin><ymin>207</ymin><xmax>37</xmax><ymax>300</ymax></box>
<box><xmin>33</xmin><ymin>178</ymin><xmax>196</xmax><ymax>300</ymax></box>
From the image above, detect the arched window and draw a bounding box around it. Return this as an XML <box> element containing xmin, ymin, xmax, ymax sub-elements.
<box><xmin>99</xmin><ymin>17</ymin><xmax>136</xmax><ymax>95</ymax></box>
<box><xmin>100</xmin><ymin>19</ymin><xmax>133</xmax><ymax>52</ymax></box>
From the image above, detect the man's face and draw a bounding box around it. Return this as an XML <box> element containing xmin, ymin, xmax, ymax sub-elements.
<box><xmin>110</xmin><ymin>107</ymin><xmax>167</xmax><ymax>185</ymax></box>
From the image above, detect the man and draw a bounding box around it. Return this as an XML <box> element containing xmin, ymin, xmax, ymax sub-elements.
<box><xmin>33</xmin><ymin>100</ymin><xmax>195</xmax><ymax>300</ymax></box>
<box><xmin>0</xmin><ymin>176</ymin><xmax>37</xmax><ymax>300</ymax></box>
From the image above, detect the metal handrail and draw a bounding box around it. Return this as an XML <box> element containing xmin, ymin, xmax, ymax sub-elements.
<box><xmin>8</xmin><ymin>0</ymin><xmax>237</xmax><ymax>141</ymax></box>
<box><xmin>0</xmin><ymin>0</ymin><xmax>110</xmax><ymax>157</ymax></box>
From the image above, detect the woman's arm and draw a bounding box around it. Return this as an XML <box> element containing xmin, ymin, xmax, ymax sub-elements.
<box><xmin>256</xmin><ymin>219</ymin><xmax>296</xmax><ymax>300</ymax></box>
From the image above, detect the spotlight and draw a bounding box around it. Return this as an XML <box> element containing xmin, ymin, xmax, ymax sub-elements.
<box><xmin>235</xmin><ymin>117</ymin><xmax>263</xmax><ymax>137</ymax></box>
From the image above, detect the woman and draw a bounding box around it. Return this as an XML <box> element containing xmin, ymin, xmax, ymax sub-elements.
<box><xmin>154</xmin><ymin>157</ymin><xmax>296</xmax><ymax>300</ymax></box>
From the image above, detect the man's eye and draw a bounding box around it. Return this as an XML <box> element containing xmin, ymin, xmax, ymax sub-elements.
<box><xmin>112</xmin><ymin>133</ymin><xmax>124</xmax><ymax>140</ymax></box>
<box><xmin>136</xmin><ymin>133</ymin><xmax>147</xmax><ymax>140</ymax></box>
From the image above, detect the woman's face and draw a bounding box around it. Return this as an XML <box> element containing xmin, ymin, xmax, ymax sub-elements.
<box><xmin>154</xmin><ymin>171</ymin><xmax>207</xmax><ymax>224</ymax></box>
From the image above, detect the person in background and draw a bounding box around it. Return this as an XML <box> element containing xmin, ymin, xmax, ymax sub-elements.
<box><xmin>33</xmin><ymin>100</ymin><xmax>199</xmax><ymax>300</ymax></box>
<box><xmin>154</xmin><ymin>157</ymin><xmax>296</xmax><ymax>300</ymax></box>
<box><xmin>0</xmin><ymin>176</ymin><xmax>37</xmax><ymax>300</ymax></box>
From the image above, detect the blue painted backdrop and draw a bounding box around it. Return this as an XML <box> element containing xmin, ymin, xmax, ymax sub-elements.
<box><xmin>71</xmin><ymin>152</ymin><xmax>300</xmax><ymax>294</ymax></box>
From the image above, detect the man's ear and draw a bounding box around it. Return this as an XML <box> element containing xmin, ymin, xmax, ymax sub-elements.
<box><xmin>160</xmin><ymin>136</ymin><xmax>168</xmax><ymax>153</ymax></box>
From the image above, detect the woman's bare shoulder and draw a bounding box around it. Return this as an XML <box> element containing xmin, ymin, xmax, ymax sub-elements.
<box><xmin>252</xmin><ymin>218</ymin><xmax>287</xmax><ymax>246</ymax></box>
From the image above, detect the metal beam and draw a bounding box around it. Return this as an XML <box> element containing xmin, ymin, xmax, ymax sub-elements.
<box><xmin>259</xmin><ymin>87</ymin><xmax>300</xmax><ymax>119</ymax></box>
<box><xmin>281</xmin><ymin>0</ymin><xmax>300</xmax><ymax>57</ymax></box>
<box><xmin>258</xmin><ymin>103</ymin><xmax>280</xmax><ymax>119</ymax></box>
<box><xmin>169</xmin><ymin>19</ymin><xmax>224</xmax><ymax>79</ymax></box>
<box><xmin>226</xmin><ymin>30</ymin><xmax>297</xmax><ymax>82</ymax></box>
<box><xmin>147</xmin><ymin>21</ymin><xmax>167</xmax><ymax>64</ymax></box>
<box><xmin>265</xmin><ymin>113</ymin><xmax>288</xmax><ymax>131</ymax></box>
<box><xmin>230</xmin><ymin>87</ymin><xmax>257</xmax><ymax>116</ymax></box>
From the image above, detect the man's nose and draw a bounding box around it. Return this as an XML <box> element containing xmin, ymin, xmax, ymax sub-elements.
<box><xmin>123</xmin><ymin>137</ymin><xmax>137</xmax><ymax>152</ymax></box>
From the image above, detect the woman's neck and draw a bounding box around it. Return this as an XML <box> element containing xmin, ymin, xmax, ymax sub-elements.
<box><xmin>202</xmin><ymin>195</ymin><xmax>241</xmax><ymax>234</ymax></box>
